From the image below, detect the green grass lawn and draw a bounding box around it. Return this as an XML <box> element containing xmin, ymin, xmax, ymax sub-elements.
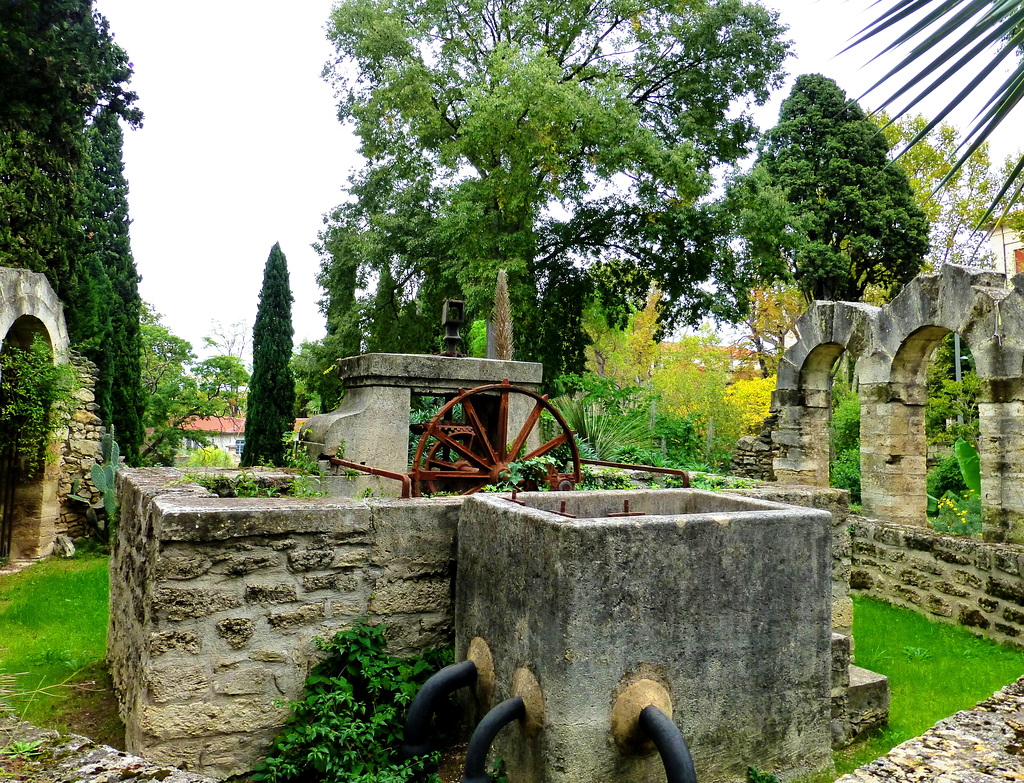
<box><xmin>0</xmin><ymin>553</ymin><xmax>121</xmax><ymax>744</ymax></box>
<box><xmin>830</xmin><ymin>596</ymin><xmax>1024</xmax><ymax>777</ymax></box>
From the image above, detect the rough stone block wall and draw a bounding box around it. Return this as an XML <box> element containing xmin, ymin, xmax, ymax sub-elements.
<box><xmin>109</xmin><ymin>468</ymin><xmax>460</xmax><ymax>779</ymax></box>
<box><xmin>58</xmin><ymin>353</ymin><xmax>105</xmax><ymax>538</ymax></box>
<box><xmin>730</xmin><ymin>414</ymin><xmax>777</xmax><ymax>481</ymax></box>
<box><xmin>850</xmin><ymin>516</ymin><xmax>1024</xmax><ymax>647</ymax></box>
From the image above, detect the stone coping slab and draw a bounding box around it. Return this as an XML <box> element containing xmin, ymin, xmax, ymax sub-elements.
<box><xmin>335</xmin><ymin>352</ymin><xmax>542</xmax><ymax>392</ymax></box>
<box><xmin>837</xmin><ymin>675</ymin><xmax>1024</xmax><ymax>783</ymax></box>
<box><xmin>0</xmin><ymin>716</ymin><xmax>215</xmax><ymax>782</ymax></box>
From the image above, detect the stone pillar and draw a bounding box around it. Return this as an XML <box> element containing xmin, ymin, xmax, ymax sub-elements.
<box><xmin>772</xmin><ymin>388</ymin><xmax>830</xmax><ymax>486</ymax></box>
<box><xmin>859</xmin><ymin>382</ymin><xmax>927</xmax><ymax>526</ymax></box>
<box><xmin>978</xmin><ymin>379</ymin><xmax>1024</xmax><ymax>542</ymax></box>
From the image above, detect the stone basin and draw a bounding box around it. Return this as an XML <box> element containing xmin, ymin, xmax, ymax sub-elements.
<box><xmin>455</xmin><ymin>489</ymin><xmax>833</xmax><ymax>783</ymax></box>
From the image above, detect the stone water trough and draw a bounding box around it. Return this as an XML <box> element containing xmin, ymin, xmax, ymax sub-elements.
<box><xmin>454</xmin><ymin>489</ymin><xmax>834</xmax><ymax>783</ymax></box>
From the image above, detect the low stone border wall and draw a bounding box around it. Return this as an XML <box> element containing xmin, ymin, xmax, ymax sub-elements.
<box><xmin>110</xmin><ymin>468</ymin><xmax>460</xmax><ymax>779</ymax></box>
<box><xmin>0</xmin><ymin>715</ymin><xmax>213</xmax><ymax>782</ymax></box>
<box><xmin>836</xmin><ymin>675</ymin><xmax>1024</xmax><ymax>783</ymax></box>
<box><xmin>850</xmin><ymin>517</ymin><xmax>1024</xmax><ymax>646</ymax></box>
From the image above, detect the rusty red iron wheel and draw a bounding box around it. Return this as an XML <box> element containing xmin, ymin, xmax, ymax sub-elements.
<box><xmin>410</xmin><ymin>380</ymin><xmax>582</xmax><ymax>497</ymax></box>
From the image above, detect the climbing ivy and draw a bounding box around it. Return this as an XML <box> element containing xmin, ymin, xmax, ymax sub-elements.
<box><xmin>0</xmin><ymin>336</ymin><xmax>76</xmax><ymax>473</ymax></box>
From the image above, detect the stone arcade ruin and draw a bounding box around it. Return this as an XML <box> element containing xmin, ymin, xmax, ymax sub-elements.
<box><xmin>772</xmin><ymin>264</ymin><xmax>1024</xmax><ymax>542</ymax></box>
<box><xmin>0</xmin><ymin>268</ymin><xmax>70</xmax><ymax>562</ymax></box>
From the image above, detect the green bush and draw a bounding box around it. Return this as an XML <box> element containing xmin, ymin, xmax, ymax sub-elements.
<box><xmin>830</xmin><ymin>390</ymin><xmax>860</xmax><ymax>455</ymax></box>
<box><xmin>830</xmin><ymin>447</ymin><xmax>861</xmax><ymax>504</ymax></box>
<box><xmin>926</xmin><ymin>455</ymin><xmax>967</xmax><ymax>502</ymax></box>
<box><xmin>186</xmin><ymin>445</ymin><xmax>234</xmax><ymax>467</ymax></box>
<box><xmin>252</xmin><ymin>619</ymin><xmax>452</xmax><ymax>783</ymax></box>
<box><xmin>932</xmin><ymin>490</ymin><xmax>982</xmax><ymax>537</ymax></box>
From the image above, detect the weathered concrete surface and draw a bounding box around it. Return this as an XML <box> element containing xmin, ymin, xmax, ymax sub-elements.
<box><xmin>455</xmin><ymin>490</ymin><xmax>833</xmax><ymax>783</ymax></box>
<box><xmin>837</xmin><ymin>675</ymin><xmax>1024</xmax><ymax>783</ymax></box>
<box><xmin>110</xmin><ymin>468</ymin><xmax>460</xmax><ymax>779</ymax></box>
<box><xmin>773</xmin><ymin>265</ymin><xmax>1024</xmax><ymax>541</ymax></box>
<box><xmin>0</xmin><ymin>715</ymin><xmax>214</xmax><ymax>782</ymax></box>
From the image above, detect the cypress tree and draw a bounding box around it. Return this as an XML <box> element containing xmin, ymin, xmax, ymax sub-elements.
<box><xmin>82</xmin><ymin>107</ymin><xmax>145</xmax><ymax>463</ymax></box>
<box><xmin>241</xmin><ymin>244</ymin><xmax>295</xmax><ymax>467</ymax></box>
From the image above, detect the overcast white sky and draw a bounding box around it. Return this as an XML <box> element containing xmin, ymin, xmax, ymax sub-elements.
<box><xmin>93</xmin><ymin>0</ymin><xmax>1020</xmax><ymax>359</ymax></box>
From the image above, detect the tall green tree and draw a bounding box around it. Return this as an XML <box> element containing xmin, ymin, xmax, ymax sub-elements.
<box><xmin>81</xmin><ymin>106</ymin><xmax>145</xmax><ymax>463</ymax></box>
<box><xmin>732</xmin><ymin>74</ymin><xmax>930</xmax><ymax>302</ymax></box>
<box><xmin>318</xmin><ymin>0</ymin><xmax>789</xmax><ymax>379</ymax></box>
<box><xmin>0</xmin><ymin>0</ymin><xmax>141</xmax><ymax>304</ymax></box>
<box><xmin>241</xmin><ymin>244</ymin><xmax>296</xmax><ymax>468</ymax></box>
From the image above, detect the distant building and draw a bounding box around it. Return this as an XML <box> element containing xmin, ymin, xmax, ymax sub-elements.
<box><xmin>987</xmin><ymin>220</ymin><xmax>1024</xmax><ymax>278</ymax></box>
<box><xmin>181</xmin><ymin>416</ymin><xmax>246</xmax><ymax>463</ymax></box>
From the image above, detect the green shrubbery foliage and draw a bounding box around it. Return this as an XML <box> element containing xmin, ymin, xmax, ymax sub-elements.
<box><xmin>252</xmin><ymin>619</ymin><xmax>451</xmax><ymax>783</ymax></box>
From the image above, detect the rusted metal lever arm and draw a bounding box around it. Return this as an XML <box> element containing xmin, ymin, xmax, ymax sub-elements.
<box><xmin>329</xmin><ymin>457</ymin><xmax>412</xmax><ymax>499</ymax></box>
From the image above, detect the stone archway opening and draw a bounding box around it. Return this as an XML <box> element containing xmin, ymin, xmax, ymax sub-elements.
<box><xmin>0</xmin><ymin>315</ymin><xmax>61</xmax><ymax>562</ymax></box>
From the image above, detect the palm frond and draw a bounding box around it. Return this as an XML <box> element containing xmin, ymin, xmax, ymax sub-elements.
<box><xmin>851</xmin><ymin>0</ymin><xmax>1024</xmax><ymax>223</ymax></box>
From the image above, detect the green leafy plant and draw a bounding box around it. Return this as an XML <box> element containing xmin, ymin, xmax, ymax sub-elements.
<box><xmin>0</xmin><ymin>336</ymin><xmax>77</xmax><ymax>474</ymax></box>
<box><xmin>747</xmin><ymin>767</ymin><xmax>779</xmax><ymax>783</ymax></box>
<box><xmin>186</xmin><ymin>445</ymin><xmax>234</xmax><ymax>467</ymax></box>
<box><xmin>290</xmin><ymin>474</ymin><xmax>326</xmax><ymax>498</ymax></box>
<box><xmin>954</xmin><ymin>438</ymin><xmax>981</xmax><ymax>494</ymax></box>
<box><xmin>932</xmin><ymin>490</ymin><xmax>982</xmax><ymax>538</ymax></box>
<box><xmin>67</xmin><ymin>432</ymin><xmax>121</xmax><ymax>542</ymax></box>
<box><xmin>252</xmin><ymin>618</ymin><xmax>452</xmax><ymax>783</ymax></box>
<box><xmin>0</xmin><ymin>739</ymin><xmax>44</xmax><ymax>760</ymax></box>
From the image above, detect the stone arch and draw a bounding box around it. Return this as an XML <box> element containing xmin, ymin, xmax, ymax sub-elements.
<box><xmin>774</xmin><ymin>264</ymin><xmax>1024</xmax><ymax>541</ymax></box>
<box><xmin>0</xmin><ymin>268</ymin><xmax>70</xmax><ymax>561</ymax></box>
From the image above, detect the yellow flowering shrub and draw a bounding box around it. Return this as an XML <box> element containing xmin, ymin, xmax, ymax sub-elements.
<box><xmin>724</xmin><ymin>375</ymin><xmax>776</xmax><ymax>435</ymax></box>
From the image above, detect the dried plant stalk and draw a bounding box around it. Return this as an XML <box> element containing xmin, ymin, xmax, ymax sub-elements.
<box><xmin>493</xmin><ymin>269</ymin><xmax>514</xmax><ymax>360</ymax></box>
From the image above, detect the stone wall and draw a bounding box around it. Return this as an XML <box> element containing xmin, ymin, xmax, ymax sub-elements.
<box><xmin>57</xmin><ymin>353</ymin><xmax>105</xmax><ymax>538</ymax></box>
<box><xmin>109</xmin><ymin>468</ymin><xmax>460</xmax><ymax>779</ymax></box>
<box><xmin>850</xmin><ymin>517</ymin><xmax>1024</xmax><ymax>647</ymax></box>
<box><xmin>730</xmin><ymin>414</ymin><xmax>777</xmax><ymax>482</ymax></box>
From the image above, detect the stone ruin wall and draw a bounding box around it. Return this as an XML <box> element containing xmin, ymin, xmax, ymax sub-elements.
<box><xmin>850</xmin><ymin>517</ymin><xmax>1024</xmax><ymax>648</ymax></box>
<box><xmin>109</xmin><ymin>468</ymin><xmax>460</xmax><ymax>779</ymax></box>
<box><xmin>57</xmin><ymin>352</ymin><xmax>106</xmax><ymax>538</ymax></box>
<box><xmin>730</xmin><ymin>413</ymin><xmax>778</xmax><ymax>482</ymax></box>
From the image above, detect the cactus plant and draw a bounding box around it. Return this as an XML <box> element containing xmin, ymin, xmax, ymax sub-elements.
<box><xmin>91</xmin><ymin>432</ymin><xmax>120</xmax><ymax>520</ymax></box>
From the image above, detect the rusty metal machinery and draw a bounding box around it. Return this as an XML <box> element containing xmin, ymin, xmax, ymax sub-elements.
<box><xmin>409</xmin><ymin>380</ymin><xmax>582</xmax><ymax>497</ymax></box>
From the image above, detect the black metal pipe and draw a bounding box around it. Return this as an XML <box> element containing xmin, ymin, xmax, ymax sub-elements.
<box><xmin>460</xmin><ymin>696</ymin><xmax>526</xmax><ymax>783</ymax></box>
<box><xmin>638</xmin><ymin>705</ymin><xmax>697</xmax><ymax>783</ymax></box>
<box><xmin>399</xmin><ymin>659</ymin><xmax>478</xmax><ymax>761</ymax></box>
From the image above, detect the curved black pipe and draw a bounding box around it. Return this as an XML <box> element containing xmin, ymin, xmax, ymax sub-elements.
<box><xmin>460</xmin><ymin>696</ymin><xmax>526</xmax><ymax>783</ymax></box>
<box><xmin>638</xmin><ymin>705</ymin><xmax>697</xmax><ymax>783</ymax></box>
<box><xmin>399</xmin><ymin>659</ymin><xmax>478</xmax><ymax>761</ymax></box>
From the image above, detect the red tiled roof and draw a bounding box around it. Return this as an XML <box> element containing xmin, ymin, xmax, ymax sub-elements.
<box><xmin>180</xmin><ymin>416</ymin><xmax>246</xmax><ymax>434</ymax></box>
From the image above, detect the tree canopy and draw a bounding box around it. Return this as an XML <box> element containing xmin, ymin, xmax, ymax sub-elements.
<box><xmin>0</xmin><ymin>0</ymin><xmax>141</xmax><ymax>301</ymax></box>
<box><xmin>318</xmin><ymin>0</ymin><xmax>789</xmax><ymax>379</ymax></box>
<box><xmin>731</xmin><ymin>74</ymin><xmax>929</xmax><ymax>303</ymax></box>
<box><xmin>874</xmin><ymin>113</ymin><xmax>1002</xmax><ymax>271</ymax></box>
<box><xmin>241</xmin><ymin>244</ymin><xmax>296</xmax><ymax>468</ymax></box>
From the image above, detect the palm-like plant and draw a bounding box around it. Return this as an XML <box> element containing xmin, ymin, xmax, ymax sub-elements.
<box><xmin>548</xmin><ymin>394</ymin><xmax>652</xmax><ymax>461</ymax></box>
<box><xmin>853</xmin><ymin>0</ymin><xmax>1024</xmax><ymax>219</ymax></box>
